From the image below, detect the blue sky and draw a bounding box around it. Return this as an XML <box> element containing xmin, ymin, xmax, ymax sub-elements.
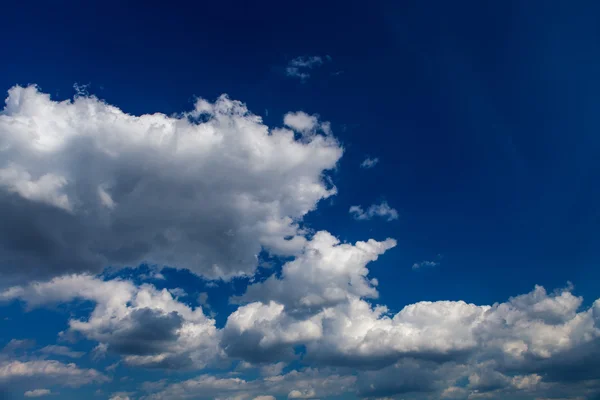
<box><xmin>1</xmin><ymin>1</ymin><xmax>600</xmax><ymax>399</ymax></box>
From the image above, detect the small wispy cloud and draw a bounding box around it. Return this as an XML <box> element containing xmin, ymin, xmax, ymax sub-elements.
<box><xmin>412</xmin><ymin>260</ymin><xmax>439</xmax><ymax>270</ymax></box>
<box><xmin>286</xmin><ymin>56</ymin><xmax>329</xmax><ymax>81</ymax></box>
<box><xmin>360</xmin><ymin>157</ymin><xmax>379</xmax><ymax>169</ymax></box>
<box><xmin>349</xmin><ymin>201</ymin><xmax>398</xmax><ymax>221</ymax></box>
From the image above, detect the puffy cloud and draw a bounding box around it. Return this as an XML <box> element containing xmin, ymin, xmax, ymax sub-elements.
<box><xmin>5</xmin><ymin>271</ymin><xmax>600</xmax><ymax>399</ymax></box>
<box><xmin>224</xmin><ymin>233</ymin><xmax>395</xmax><ymax>362</ymax></box>
<box><xmin>0</xmin><ymin>85</ymin><xmax>342</xmax><ymax>283</ymax></box>
<box><xmin>349</xmin><ymin>202</ymin><xmax>399</xmax><ymax>221</ymax></box>
<box><xmin>285</xmin><ymin>56</ymin><xmax>326</xmax><ymax>80</ymax></box>
<box><xmin>226</xmin><ymin>265</ymin><xmax>600</xmax><ymax>398</ymax></box>
<box><xmin>24</xmin><ymin>388</ymin><xmax>51</xmax><ymax>397</ymax></box>
<box><xmin>1</xmin><ymin>274</ymin><xmax>220</xmax><ymax>369</ymax></box>
<box><xmin>360</xmin><ymin>157</ymin><xmax>379</xmax><ymax>169</ymax></box>
<box><xmin>283</xmin><ymin>112</ymin><xmax>318</xmax><ymax>134</ymax></box>
<box><xmin>0</xmin><ymin>359</ymin><xmax>109</xmax><ymax>387</ymax></box>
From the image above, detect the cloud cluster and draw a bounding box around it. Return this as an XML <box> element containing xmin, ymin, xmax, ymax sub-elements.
<box><xmin>0</xmin><ymin>86</ymin><xmax>342</xmax><ymax>284</ymax></box>
<box><xmin>3</xmin><ymin>259</ymin><xmax>600</xmax><ymax>399</ymax></box>
<box><xmin>2</xmin><ymin>84</ymin><xmax>599</xmax><ymax>400</ymax></box>
<box><xmin>349</xmin><ymin>201</ymin><xmax>399</xmax><ymax>221</ymax></box>
<box><xmin>2</xmin><ymin>274</ymin><xmax>220</xmax><ymax>369</ymax></box>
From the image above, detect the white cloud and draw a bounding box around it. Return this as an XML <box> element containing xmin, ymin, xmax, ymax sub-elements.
<box><xmin>283</xmin><ymin>112</ymin><xmax>318</xmax><ymax>133</ymax></box>
<box><xmin>236</xmin><ymin>231</ymin><xmax>396</xmax><ymax>314</ymax></box>
<box><xmin>0</xmin><ymin>360</ymin><xmax>109</xmax><ymax>387</ymax></box>
<box><xmin>360</xmin><ymin>157</ymin><xmax>379</xmax><ymax>169</ymax></box>
<box><xmin>2</xmin><ymin>274</ymin><xmax>220</xmax><ymax>369</ymax></box>
<box><xmin>0</xmin><ymin>85</ymin><xmax>342</xmax><ymax>283</ymax></box>
<box><xmin>285</xmin><ymin>56</ymin><xmax>326</xmax><ymax>80</ymax></box>
<box><xmin>412</xmin><ymin>260</ymin><xmax>439</xmax><ymax>270</ymax></box>
<box><xmin>349</xmin><ymin>202</ymin><xmax>399</xmax><ymax>221</ymax></box>
<box><xmin>24</xmin><ymin>388</ymin><xmax>51</xmax><ymax>397</ymax></box>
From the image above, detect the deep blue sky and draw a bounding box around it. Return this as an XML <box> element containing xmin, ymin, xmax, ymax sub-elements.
<box><xmin>6</xmin><ymin>0</ymin><xmax>596</xmax><ymax>305</ymax></box>
<box><xmin>1</xmin><ymin>1</ymin><xmax>600</xmax><ymax>398</ymax></box>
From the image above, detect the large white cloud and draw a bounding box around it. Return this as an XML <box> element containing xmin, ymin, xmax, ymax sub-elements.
<box><xmin>0</xmin><ymin>85</ymin><xmax>342</xmax><ymax>283</ymax></box>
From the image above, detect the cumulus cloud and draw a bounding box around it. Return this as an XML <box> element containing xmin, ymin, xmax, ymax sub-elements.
<box><xmin>24</xmin><ymin>388</ymin><xmax>51</xmax><ymax>397</ymax></box>
<box><xmin>285</xmin><ymin>56</ymin><xmax>327</xmax><ymax>81</ymax></box>
<box><xmin>360</xmin><ymin>157</ymin><xmax>379</xmax><ymax>169</ymax></box>
<box><xmin>225</xmin><ymin>266</ymin><xmax>600</xmax><ymax>398</ymax></box>
<box><xmin>2</xmin><ymin>274</ymin><xmax>220</xmax><ymax>369</ymax></box>
<box><xmin>349</xmin><ymin>202</ymin><xmax>399</xmax><ymax>221</ymax></box>
<box><xmin>283</xmin><ymin>112</ymin><xmax>318</xmax><ymax>134</ymax></box>
<box><xmin>2</xmin><ymin>84</ymin><xmax>599</xmax><ymax>400</ymax></box>
<box><xmin>0</xmin><ymin>85</ymin><xmax>342</xmax><ymax>284</ymax></box>
<box><xmin>235</xmin><ymin>231</ymin><xmax>396</xmax><ymax>314</ymax></box>
<box><xmin>5</xmin><ymin>273</ymin><xmax>600</xmax><ymax>398</ymax></box>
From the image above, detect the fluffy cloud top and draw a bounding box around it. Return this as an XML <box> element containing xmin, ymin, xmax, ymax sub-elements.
<box><xmin>235</xmin><ymin>231</ymin><xmax>396</xmax><ymax>314</ymax></box>
<box><xmin>0</xmin><ymin>86</ymin><xmax>342</xmax><ymax>283</ymax></box>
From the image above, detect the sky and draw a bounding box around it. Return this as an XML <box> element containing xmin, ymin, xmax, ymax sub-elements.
<box><xmin>1</xmin><ymin>0</ymin><xmax>600</xmax><ymax>399</ymax></box>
